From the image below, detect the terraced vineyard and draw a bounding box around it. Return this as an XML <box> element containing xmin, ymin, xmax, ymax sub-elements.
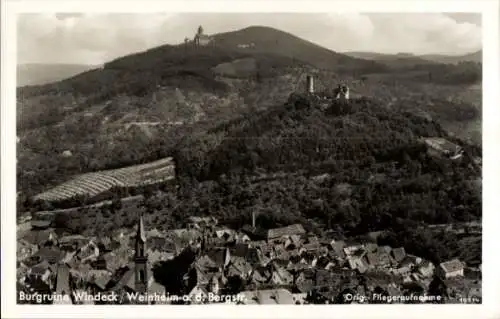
<box><xmin>33</xmin><ymin>157</ymin><xmax>175</xmax><ymax>202</ymax></box>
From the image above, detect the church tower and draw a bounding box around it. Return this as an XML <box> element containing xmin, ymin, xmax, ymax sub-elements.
<box><xmin>134</xmin><ymin>214</ymin><xmax>148</xmax><ymax>295</ymax></box>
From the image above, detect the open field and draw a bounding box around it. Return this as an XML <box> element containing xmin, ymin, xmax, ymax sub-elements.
<box><xmin>33</xmin><ymin>157</ymin><xmax>175</xmax><ymax>203</ymax></box>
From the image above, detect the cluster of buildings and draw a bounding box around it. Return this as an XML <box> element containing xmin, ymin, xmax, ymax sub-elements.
<box><xmin>422</xmin><ymin>137</ymin><xmax>464</xmax><ymax>160</ymax></box>
<box><xmin>16</xmin><ymin>214</ymin><xmax>481</xmax><ymax>305</ymax></box>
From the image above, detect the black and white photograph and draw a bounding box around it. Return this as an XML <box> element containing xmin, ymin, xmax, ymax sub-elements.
<box><xmin>2</xmin><ymin>0</ymin><xmax>500</xmax><ymax>318</ymax></box>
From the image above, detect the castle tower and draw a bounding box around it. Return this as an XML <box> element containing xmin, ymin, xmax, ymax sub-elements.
<box><xmin>134</xmin><ymin>214</ymin><xmax>148</xmax><ymax>295</ymax></box>
<box><xmin>334</xmin><ymin>84</ymin><xmax>350</xmax><ymax>101</ymax></box>
<box><xmin>306</xmin><ymin>75</ymin><xmax>314</xmax><ymax>94</ymax></box>
<box><xmin>252</xmin><ymin>211</ymin><xmax>256</xmax><ymax>230</ymax></box>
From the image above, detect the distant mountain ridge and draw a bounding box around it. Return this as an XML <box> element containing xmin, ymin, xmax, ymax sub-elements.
<box><xmin>17</xmin><ymin>63</ymin><xmax>100</xmax><ymax>87</ymax></box>
<box><xmin>345</xmin><ymin>50</ymin><xmax>482</xmax><ymax>65</ymax></box>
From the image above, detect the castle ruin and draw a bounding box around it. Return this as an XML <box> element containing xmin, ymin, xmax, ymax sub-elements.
<box><xmin>193</xmin><ymin>25</ymin><xmax>213</xmax><ymax>47</ymax></box>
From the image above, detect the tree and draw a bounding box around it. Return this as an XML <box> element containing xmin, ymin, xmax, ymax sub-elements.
<box><xmin>427</xmin><ymin>275</ymin><xmax>447</xmax><ymax>303</ymax></box>
<box><xmin>53</xmin><ymin>212</ymin><xmax>71</xmax><ymax>229</ymax></box>
<box><xmin>223</xmin><ymin>275</ymin><xmax>245</xmax><ymax>295</ymax></box>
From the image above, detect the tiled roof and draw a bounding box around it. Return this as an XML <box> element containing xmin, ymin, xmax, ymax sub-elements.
<box><xmin>331</xmin><ymin>241</ymin><xmax>346</xmax><ymax>258</ymax></box>
<box><xmin>365</xmin><ymin>243</ymin><xmax>378</xmax><ymax>253</ymax></box>
<box><xmin>440</xmin><ymin>259</ymin><xmax>464</xmax><ymax>273</ymax></box>
<box><xmin>30</xmin><ymin>260</ymin><xmax>52</xmax><ymax>276</ymax></box>
<box><xmin>33</xmin><ymin>247</ymin><xmax>64</xmax><ymax>264</ymax></box>
<box><xmin>376</xmin><ymin>252</ymin><xmax>391</xmax><ymax>265</ymax></box>
<box><xmin>267</xmin><ymin>224</ymin><xmax>306</xmax><ymax>239</ymax></box>
<box><xmin>366</xmin><ymin>252</ymin><xmax>379</xmax><ymax>266</ymax></box>
<box><xmin>378</xmin><ymin>246</ymin><xmax>392</xmax><ymax>254</ymax></box>
<box><xmin>21</xmin><ymin>229</ymin><xmax>58</xmax><ymax>245</ymax></box>
<box><xmin>31</xmin><ymin>220</ymin><xmax>52</xmax><ymax>229</ymax></box>
<box><xmin>149</xmin><ymin>236</ymin><xmax>173</xmax><ymax>252</ymax></box>
<box><xmin>91</xmin><ymin>271</ymin><xmax>112</xmax><ymax>290</ymax></box>
<box><xmin>230</xmin><ymin>243</ymin><xmax>250</xmax><ymax>258</ymax></box>
<box><xmin>424</xmin><ymin>138</ymin><xmax>461</xmax><ymax>154</ymax></box>
<box><xmin>391</xmin><ymin>247</ymin><xmax>406</xmax><ymax>262</ymax></box>
<box><xmin>206</xmin><ymin>248</ymin><xmax>230</xmax><ymax>268</ymax></box>
<box><xmin>196</xmin><ymin>254</ymin><xmax>218</xmax><ymax>270</ymax></box>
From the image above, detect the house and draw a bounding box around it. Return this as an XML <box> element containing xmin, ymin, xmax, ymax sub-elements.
<box><xmin>187</xmin><ymin>216</ymin><xmax>218</xmax><ymax>228</ymax></box>
<box><xmin>89</xmin><ymin>270</ymin><xmax>113</xmax><ymax>291</ymax></box>
<box><xmin>391</xmin><ymin>247</ymin><xmax>406</xmax><ymax>263</ymax></box>
<box><xmin>386</xmin><ymin>284</ymin><xmax>403</xmax><ymax>299</ymax></box>
<box><xmin>365</xmin><ymin>243</ymin><xmax>378</xmax><ymax>253</ymax></box>
<box><xmin>393</xmin><ymin>264</ymin><xmax>412</xmax><ymax>277</ymax></box>
<box><xmin>31</xmin><ymin>219</ymin><xmax>52</xmax><ymax>230</ymax></box>
<box><xmin>188</xmin><ymin>285</ymin><xmax>209</xmax><ymax>304</ymax></box>
<box><xmin>300</xmin><ymin>242</ymin><xmax>321</xmax><ymax>254</ymax></box>
<box><xmin>365</xmin><ymin>252</ymin><xmax>380</xmax><ymax>268</ymax></box>
<box><xmin>249</xmin><ymin>267</ymin><xmax>271</xmax><ymax>286</ymax></box>
<box><xmin>32</xmin><ymin>246</ymin><xmax>65</xmax><ymax>264</ymax></box>
<box><xmin>215</xmin><ymin>228</ymin><xmax>237</xmax><ymax>242</ymax></box>
<box><xmin>171</xmin><ymin>228</ymin><xmax>202</xmax><ymax>246</ymax></box>
<box><xmin>284</xmin><ymin>234</ymin><xmax>303</xmax><ymax>250</ymax></box>
<box><xmin>110</xmin><ymin>263</ymin><xmax>159</xmax><ymax>301</ymax></box>
<box><xmin>270</xmin><ymin>265</ymin><xmax>293</xmax><ymax>286</ymax></box>
<box><xmin>22</xmin><ymin>229</ymin><xmax>59</xmax><ymax>247</ymax></box>
<box><xmin>267</xmin><ymin>224</ymin><xmax>306</xmax><ymax>241</ymax></box>
<box><xmin>417</xmin><ymin>260</ymin><xmax>435</xmax><ymax>278</ymax></box>
<box><xmin>295</xmin><ymin>269</ymin><xmax>315</xmax><ymax>293</ymax></box>
<box><xmin>378</xmin><ymin>245</ymin><xmax>392</xmax><ymax>254</ymax></box>
<box><xmin>28</xmin><ymin>261</ymin><xmax>53</xmax><ymax>285</ymax></box>
<box><xmin>343</xmin><ymin>242</ymin><xmax>364</xmax><ymax>256</ymax></box>
<box><xmin>330</xmin><ymin>240</ymin><xmax>346</xmax><ymax>259</ymax></box>
<box><xmin>205</xmin><ymin>248</ymin><xmax>231</xmax><ymax>270</ymax></box>
<box><xmin>147</xmin><ymin>249</ymin><xmax>175</xmax><ymax>265</ymax></box>
<box><xmin>234</xmin><ymin>232</ymin><xmax>251</xmax><ymax>243</ymax></box>
<box><xmin>77</xmin><ymin>241</ymin><xmax>100</xmax><ymax>263</ymax></box>
<box><xmin>226</xmin><ymin>256</ymin><xmax>253</xmax><ymax>280</ymax></box>
<box><xmin>54</xmin><ymin>265</ymin><xmax>72</xmax><ymax>304</ymax></box>
<box><xmin>438</xmin><ymin>259</ymin><xmax>464</xmax><ymax>279</ymax></box>
<box><xmin>292</xmin><ymin>293</ymin><xmax>307</xmax><ymax>305</ymax></box>
<box><xmin>314</xmin><ymin>256</ymin><xmax>331</xmax><ymax>269</ymax></box>
<box><xmin>423</xmin><ymin>137</ymin><xmax>463</xmax><ymax>159</ymax></box>
<box><xmin>347</xmin><ymin>249</ymin><xmax>369</xmax><ymax>273</ymax></box>
<box><xmin>195</xmin><ymin>254</ymin><xmax>220</xmax><ymax>273</ymax></box>
<box><xmin>17</xmin><ymin>239</ymin><xmax>39</xmax><ymax>262</ymax></box>
<box><xmin>59</xmin><ymin>235</ymin><xmax>88</xmax><ymax>252</ymax></box>
<box><xmin>376</xmin><ymin>250</ymin><xmax>392</xmax><ymax>268</ymax></box>
<box><xmin>230</xmin><ymin>243</ymin><xmax>261</xmax><ymax>265</ymax></box>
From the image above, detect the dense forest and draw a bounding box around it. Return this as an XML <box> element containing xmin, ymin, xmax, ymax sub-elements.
<box><xmin>21</xmin><ymin>90</ymin><xmax>482</xmax><ymax>267</ymax></box>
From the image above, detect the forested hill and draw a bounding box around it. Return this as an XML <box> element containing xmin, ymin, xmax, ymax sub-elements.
<box><xmin>171</xmin><ymin>94</ymin><xmax>481</xmax><ymax>235</ymax></box>
<box><xmin>17</xmin><ymin>25</ymin><xmax>481</xmax><ymax>201</ymax></box>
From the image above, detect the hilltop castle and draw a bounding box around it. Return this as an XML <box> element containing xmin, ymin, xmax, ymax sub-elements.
<box><xmin>305</xmin><ymin>74</ymin><xmax>350</xmax><ymax>101</ymax></box>
<box><xmin>193</xmin><ymin>25</ymin><xmax>213</xmax><ymax>47</ymax></box>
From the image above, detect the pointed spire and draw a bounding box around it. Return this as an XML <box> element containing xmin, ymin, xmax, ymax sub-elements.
<box><xmin>137</xmin><ymin>213</ymin><xmax>146</xmax><ymax>242</ymax></box>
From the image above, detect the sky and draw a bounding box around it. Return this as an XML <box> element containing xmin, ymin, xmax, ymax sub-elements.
<box><xmin>17</xmin><ymin>13</ymin><xmax>482</xmax><ymax>65</ymax></box>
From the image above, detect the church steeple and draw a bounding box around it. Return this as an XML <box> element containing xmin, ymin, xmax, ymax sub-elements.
<box><xmin>134</xmin><ymin>214</ymin><xmax>148</xmax><ymax>295</ymax></box>
<box><xmin>137</xmin><ymin>213</ymin><xmax>147</xmax><ymax>243</ymax></box>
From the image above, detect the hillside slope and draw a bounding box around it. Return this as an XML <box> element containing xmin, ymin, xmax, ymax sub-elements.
<box><xmin>420</xmin><ymin>50</ymin><xmax>482</xmax><ymax>64</ymax></box>
<box><xmin>212</xmin><ymin>26</ymin><xmax>388</xmax><ymax>74</ymax></box>
<box><xmin>16</xmin><ymin>26</ymin><xmax>482</xmax><ymax>199</ymax></box>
